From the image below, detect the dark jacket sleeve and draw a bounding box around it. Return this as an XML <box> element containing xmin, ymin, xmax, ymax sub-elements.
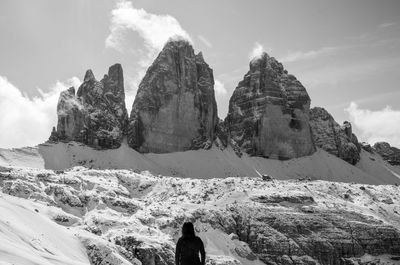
<box><xmin>199</xmin><ymin>237</ymin><xmax>205</xmax><ymax>265</ymax></box>
<box><xmin>175</xmin><ymin>238</ymin><xmax>182</xmax><ymax>265</ymax></box>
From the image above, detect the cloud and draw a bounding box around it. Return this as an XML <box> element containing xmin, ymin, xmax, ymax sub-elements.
<box><xmin>197</xmin><ymin>35</ymin><xmax>212</xmax><ymax>48</ymax></box>
<box><xmin>214</xmin><ymin>79</ymin><xmax>227</xmax><ymax>95</ymax></box>
<box><xmin>249</xmin><ymin>42</ymin><xmax>271</xmax><ymax>60</ymax></box>
<box><xmin>345</xmin><ymin>102</ymin><xmax>400</xmax><ymax>147</ymax></box>
<box><xmin>280</xmin><ymin>46</ymin><xmax>340</xmax><ymax>63</ymax></box>
<box><xmin>0</xmin><ymin>76</ymin><xmax>80</xmax><ymax>148</ymax></box>
<box><xmin>106</xmin><ymin>0</ymin><xmax>192</xmax><ymax>65</ymax></box>
<box><xmin>379</xmin><ymin>22</ymin><xmax>397</xmax><ymax>28</ymax></box>
<box><xmin>106</xmin><ymin>0</ymin><xmax>193</xmax><ymax>111</ymax></box>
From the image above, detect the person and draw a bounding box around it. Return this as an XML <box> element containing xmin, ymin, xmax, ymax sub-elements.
<box><xmin>175</xmin><ymin>222</ymin><xmax>205</xmax><ymax>265</ymax></box>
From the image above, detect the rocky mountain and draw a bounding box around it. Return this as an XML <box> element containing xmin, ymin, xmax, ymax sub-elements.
<box><xmin>45</xmin><ymin>40</ymin><xmax>400</xmax><ymax>171</ymax></box>
<box><xmin>309</xmin><ymin>107</ymin><xmax>361</xmax><ymax>165</ymax></box>
<box><xmin>50</xmin><ymin>64</ymin><xmax>129</xmax><ymax>149</ymax></box>
<box><xmin>225</xmin><ymin>53</ymin><xmax>315</xmax><ymax>160</ymax></box>
<box><xmin>128</xmin><ymin>40</ymin><xmax>218</xmax><ymax>153</ymax></box>
<box><xmin>1</xmin><ymin>166</ymin><xmax>400</xmax><ymax>265</ymax></box>
<box><xmin>374</xmin><ymin>142</ymin><xmax>400</xmax><ymax>166</ymax></box>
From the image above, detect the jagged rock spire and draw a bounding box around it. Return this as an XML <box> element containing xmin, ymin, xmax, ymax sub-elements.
<box><xmin>128</xmin><ymin>39</ymin><xmax>218</xmax><ymax>153</ymax></box>
<box><xmin>84</xmin><ymin>69</ymin><xmax>95</xmax><ymax>82</ymax></box>
<box><xmin>51</xmin><ymin>64</ymin><xmax>128</xmax><ymax>149</ymax></box>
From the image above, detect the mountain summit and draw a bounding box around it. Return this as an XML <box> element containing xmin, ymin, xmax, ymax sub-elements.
<box><xmin>127</xmin><ymin>40</ymin><xmax>218</xmax><ymax>153</ymax></box>
<box><xmin>226</xmin><ymin>52</ymin><xmax>316</xmax><ymax>159</ymax></box>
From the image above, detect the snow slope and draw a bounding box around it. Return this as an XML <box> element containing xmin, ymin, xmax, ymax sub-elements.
<box><xmin>1</xmin><ymin>167</ymin><xmax>400</xmax><ymax>265</ymax></box>
<box><xmin>0</xmin><ymin>146</ymin><xmax>44</xmax><ymax>168</ymax></box>
<box><xmin>0</xmin><ymin>193</ymin><xmax>89</xmax><ymax>265</ymax></box>
<box><xmin>1</xmin><ymin>142</ymin><xmax>399</xmax><ymax>184</ymax></box>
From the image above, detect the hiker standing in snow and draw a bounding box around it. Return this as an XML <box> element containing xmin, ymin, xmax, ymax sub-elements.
<box><xmin>175</xmin><ymin>222</ymin><xmax>206</xmax><ymax>265</ymax></box>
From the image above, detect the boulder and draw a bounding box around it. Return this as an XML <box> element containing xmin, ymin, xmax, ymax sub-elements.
<box><xmin>128</xmin><ymin>39</ymin><xmax>218</xmax><ymax>153</ymax></box>
<box><xmin>225</xmin><ymin>53</ymin><xmax>315</xmax><ymax>159</ymax></box>
<box><xmin>309</xmin><ymin>107</ymin><xmax>361</xmax><ymax>165</ymax></box>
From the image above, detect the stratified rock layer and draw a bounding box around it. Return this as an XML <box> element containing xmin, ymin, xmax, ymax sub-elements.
<box><xmin>310</xmin><ymin>107</ymin><xmax>361</xmax><ymax>165</ymax></box>
<box><xmin>128</xmin><ymin>40</ymin><xmax>218</xmax><ymax>153</ymax></box>
<box><xmin>53</xmin><ymin>64</ymin><xmax>129</xmax><ymax>148</ymax></box>
<box><xmin>374</xmin><ymin>142</ymin><xmax>400</xmax><ymax>166</ymax></box>
<box><xmin>226</xmin><ymin>53</ymin><xmax>315</xmax><ymax>160</ymax></box>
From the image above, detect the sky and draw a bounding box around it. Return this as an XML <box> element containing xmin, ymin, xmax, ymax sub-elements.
<box><xmin>0</xmin><ymin>0</ymin><xmax>400</xmax><ymax>148</ymax></box>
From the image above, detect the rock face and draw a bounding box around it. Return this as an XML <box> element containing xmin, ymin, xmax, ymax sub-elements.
<box><xmin>214</xmin><ymin>202</ymin><xmax>400</xmax><ymax>265</ymax></box>
<box><xmin>52</xmin><ymin>64</ymin><xmax>129</xmax><ymax>149</ymax></box>
<box><xmin>309</xmin><ymin>107</ymin><xmax>361</xmax><ymax>165</ymax></box>
<box><xmin>128</xmin><ymin>40</ymin><xmax>218</xmax><ymax>153</ymax></box>
<box><xmin>226</xmin><ymin>53</ymin><xmax>315</xmax><ymax>160</ymax></box>
<box><xmin>374</xmin><ymin>142</ymin><xmax>400</xmax><ymax>166</ymax></box>
<box><xmin>2</xmin><ymin>167</ymin><xmax>400</xmax><ymax>265</ymax></box>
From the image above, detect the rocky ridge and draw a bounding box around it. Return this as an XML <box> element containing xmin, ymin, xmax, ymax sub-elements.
<box><xmin>47</xmin><ymin>40</ymin><xmax>400</xmax><ymax>165</ymax></box>
<box><xmin>50</xmin><ymin>64</ymin><xmax>129</xmax><ymax>149</ymax></box>
<box><xmin>309</xmin><ymin>107</ymin><xmax>361</xmax><ymax>165</ymax></box>
<box><xmin>373</xmin><ymin>142</ymin><xmax>400</xmax><ymax>166</ymax></box>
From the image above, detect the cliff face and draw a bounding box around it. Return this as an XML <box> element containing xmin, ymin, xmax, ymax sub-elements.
<box><xmin>128</xmin><ymin>40</ymin><xmax>218</xmax><ymax>153</ymax></box>
<box><xmin>374</xmin><ymin>142</ymin><xmax>400</xmax><ymax>166</ymax></box>
<box><xmin>51</xmin><ymin>64</ymin><xmax>129</xmax><ymax>149</ymax></box>
<box><xmin>309</xmin><ymin>107</ymin><xmax>361</xmax><ymax>165</ymax></box>
<box><xmin>225</xmin><ymin>53</ymin><xmax>315</xmax><ymax>160</ymax></box>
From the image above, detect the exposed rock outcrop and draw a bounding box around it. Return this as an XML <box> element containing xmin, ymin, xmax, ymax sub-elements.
<box><xmin>309</xmin><ymin>107</ymin><xmax>361</xmax><ymax>165</ymax></box>
<box><xmin>2</xmin><ymin>168</ymin><xmax>400</xmax><ymax>265</ymax></box>
<box><xmin>361</xmin><ymin>142</ymin><xmax>374</xmax><ymax>153</ymax></box>
<box><xmin>211</xmin><ymin>204</ymin><xmax>400</xmax><ymax>265</ymax></box>
<box><xmin>226</xmin><ymin>53</ymin><xmax>315</xmax><ymax>160</ymax></box>
<box><xmin>374</xmin><ymin>142</ymin><xmax>400</xmax><ymax>166</ymax></box>
<box><xmin>51</xmin><ymin>64</ymin><xmax>129</xmax><ymax>149</ymax></box>
<box><xmin>128</xmin><ymin>39</ymin><xmax>218</xmax><ymax>153</ymax></box>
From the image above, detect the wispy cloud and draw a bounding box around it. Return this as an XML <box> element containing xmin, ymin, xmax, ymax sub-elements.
<box><xmin>214</xmin><ymin>79</ymin><xmax>227</xmax><ymax>95</ymax></box>
<box><xmin>197</xmin><ymin>35</ymin><xmax>212</xmax><ymax>48</ymax></box>
<box><xmin>379</xmin><ymin>22</ymin><xmax>397</xmax><ymax>28</ymax></box>
<box><xmin>326</xmin><ymin>90</ymin><xmax>400</xmax><ymax>111</ymax></box>
<box><xmin>0</xmin><ymin>76</ymin><xmax>80</xmax><ymax>148</ymax></box>
<box><xmin>248</xmin><ymin>42</ymin><xmax>272</xmax><ymax>60</ymax></box>
<box><xmin>280</xmin><ymin>46</ymin><xmax>342</xmax><ymax>63</ymax></box>
<box><xmin>106</xmin><ymin>0</ymin><xmax>192</xmax><ymax>111</ymax></box>
<box><xmin>345</xmin><ymin>102</ymin><xmax>400</xmax><ymax>147</ymax></box>
<box><xmin>106</xmin><ymin>0</ymin><xmax>192</xmax><ymax>65</ymax></box>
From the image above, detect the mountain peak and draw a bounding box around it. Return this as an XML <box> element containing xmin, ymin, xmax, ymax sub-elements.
<box><xmin>84</xmin><ymin>69</ymin><xmax>95</xmax><ymax>82</ymax></box>
<box><xmin>128</xmin><ymin>38</ymin><xmax>217</xmax><ymax>153</ymax></box>
<box><xmin>227</xmin><ymin>50</ymin><xmax>315</xmax><ymax>159</ymax></box>
<box><xmin>161</xmin><ymin>37</ymin><xmax>194</xmax><ymax>56</ymax></box>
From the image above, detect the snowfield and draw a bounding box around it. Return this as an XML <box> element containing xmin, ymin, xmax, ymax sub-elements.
<box><xmin>0</xmin><ymin>165</ymin><xmax>400</xmax><ymax>265</ymax></box>
<box><xmin>1</xmin><ymin>142</ymin><xmax>400</xmax><ymax>184</ymax></box>
<box><xmin>0</xmin><ymin>193</ymin><xmax>89</xmax><ymax>265</ymax></box>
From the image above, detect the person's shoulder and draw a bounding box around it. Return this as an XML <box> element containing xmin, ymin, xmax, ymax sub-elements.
<box><xmin>177</xmin><ymin>237</ymin><xmax>183</xmax><ymax>244</ymax></box>
<box><xmin>195</xmin><ymin>236</ymin><xmax>203</xmax><ymax>242</ymax></box>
